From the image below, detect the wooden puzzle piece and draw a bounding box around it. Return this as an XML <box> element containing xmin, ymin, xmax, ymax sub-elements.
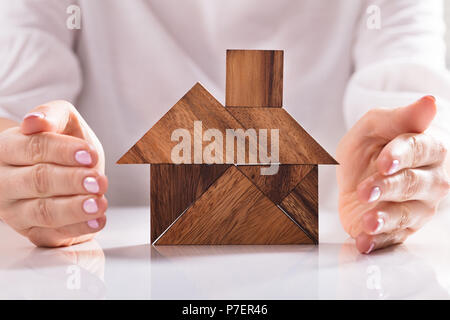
<box><xmin>280</xmin><ymin>166</ymin><xmax>318</xmax><ymax>242</ymax></box>
<box><xmin>118</xmin><ymin>49</ymin><xmax>338</xmax><ymax>246</ymax></box>
<box><xmin>150</xmin><ymin>164</ymin><xmax>230</xmax><ymax>242</ymax></box>
<box><xmin>226</xmin><ymin>50</ymin><xmax>283</xmax><ymax>107</ymax></box>
<box><xmin>117</xmin><ymin>83</ymin><xmax>244</xmax><ymax>164</ymax></box>
<box><xmin>236</xmin><ymin>164</ymin><xmax>313</xmax><ymax>204</ymax></box>
<box><xmin>227</xmin><ymin>107</ymin><xmax>337</xmax><ymax>164</ymax></box>
<box><xmin>155</xmin><ymin>166</ymin><xmax>313</xmax><ymax>245</ymax></box>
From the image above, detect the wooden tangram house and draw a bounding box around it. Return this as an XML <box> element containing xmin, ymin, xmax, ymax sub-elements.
<box><xmin>118</xmin><ymin>50</ymin><xmax>337</xmax><ymax>245</ymax></box>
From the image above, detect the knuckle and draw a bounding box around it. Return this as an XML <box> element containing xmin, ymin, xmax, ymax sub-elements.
<box><xmin>407</xmin><ymin>136</ymin><xmax>423</xmax><ymax>167</ymax></box>
<box><xmin>31</xmin><ymin>164</ymin><xmax>50</xmax><ymax>196</ymax></box>
<box><xmin>360</xmin><ymin>108</ymin><xmax>381</xmax><ymax>128</ymax></box>
<box><xmin>402</xmin><ymin>169</ymin><xmax>419</xmax><ymax>200</ymax></box>
<box><xmin>34</xmin><ymin>198</ymin><xmax>53</xmax><ymax>227</ymax></box>
<box><xmin>398</xmin><ymin>204</ymin><xmax>411</xmax><ymax>228</ymax></box>
<box><xmin>27</xmin><ymin>134</ymin><xmax>47</xmax><ymax>163</ymax></box>
<box><xmin>435</xmin><ymin>140</ymin><xmax>447</xmax><ymax>160</ymax></box>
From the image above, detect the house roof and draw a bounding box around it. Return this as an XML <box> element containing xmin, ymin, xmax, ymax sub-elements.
<box><xmin>118</xmin><ymin>82</ymin><xmax>337</xmax><ymax>165</ymax></box>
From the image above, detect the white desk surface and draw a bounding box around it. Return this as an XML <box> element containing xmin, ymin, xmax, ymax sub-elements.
<box><xmin>1</xmin><ymin>206</ymin><xmax>450</xmax><ymax>300</ymax></box>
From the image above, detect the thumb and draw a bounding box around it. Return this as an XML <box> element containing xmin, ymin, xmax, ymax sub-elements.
<box><xmin>389</xmin><ymin>95</ymin><xmax>437</xmax><ymax>135</ymax></box>
<box><xmin>21</xmin><ymin>100</ymin><xmax>84</xmax><ymax>138</ymax></box>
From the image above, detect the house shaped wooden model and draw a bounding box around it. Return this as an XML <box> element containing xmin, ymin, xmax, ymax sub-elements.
<box><xmin>118</xmin><ymin>50</ymin><xmax>337</xmax><ymax>245</ymax></box>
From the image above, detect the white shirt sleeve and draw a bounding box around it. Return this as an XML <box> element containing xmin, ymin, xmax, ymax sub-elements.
<box><xmin>344</xmin><ymin>0</ymin><xmax>450</xmax><ymax>140</ymax></box>
<box><xmin>0</xmin><ymin>0</ymin><xmax>82</xmax><ymax>122</ymax></box>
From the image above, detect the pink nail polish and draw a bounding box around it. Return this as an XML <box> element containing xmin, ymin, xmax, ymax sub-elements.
<box><xmin>365</xmin><ymin>242</ymin><xmax>375</xmax><ymax>254</ymax></box>
<box><xmin>87</xmin><ymin>219</ymin><xmax>99</xmax><ymax>229</ymax></box>
<box><xmin>374</xmin><ymin>217</ymin><xmax>384</xmax><ymax>234</ymax></box>
<box><xmin>83</xmin><ymin>177</ymin><xmax>99</xmax><ymax>193</ymax></box>
<box><xmin>423</xmin><ymin>95</ymin><xmax>436</xmax><ymax>103</ymax></box>
<box><xmin>387</xmin><ymin>159</ymin><xmax>400</xmax><ymax>175</ymax></box>
<box><xmin>369</xmin><ymin>187</ymin><xmax>381</xmax><ymax>203</ymax></box>
<box><xmin>83</xmin><ymin>198</ymin><xmax>98</xmax><ymax>214</ymax></box>
<box><xmin>23</xmin><ymin>112</ymin><xmax>45</xmax><ymax>120</ymax></box>
<box><xmin>75</xmin><ymin>150</ymin><xmax>92</xmax><ymax>165</ymax></box>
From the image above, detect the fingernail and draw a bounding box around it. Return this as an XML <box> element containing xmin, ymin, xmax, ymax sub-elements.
<box><xmin>23</xmin><ymin>112</ymin><xmax>45</xmax><ymax>120</ymax></box>
<box><xmin>365</xmin><ymin>242</ymin><xmax>375</xmax><ymax>254</ymax></box>
<box><xmin>369</xmin><ymin>187</ymin><xmax>381</xmax><ymax>203</ymax></box>
<box><xmin>87</xmin><ymin>219</ymin><xmax>99</xmax><ymax>229</ymax></box>
<box><xmin>374</xmin><ymin>217</ymin><xmax>384</xmax><ymax>234</ymax></box>
<box><xmin>83</xmin><ymin>198</ymin><xmax>98</xmax><ymax>214</ymax></box>
<box><xmin>387</xmin><ymin>159</ymin><xmax>400</xmax><ymax>175</ymax></box>
<box><xmin>83</xmin><ymin>177</ymin><xmax>99</xmax><ymax>193</ymax></box>
<box><xmin>75</xmin><ymin>150</ymin><xmax>92</xmax><ymax>165</ymax></box>
<box><xmin>423</xmin><ymin>95</ymin><xmax>436</xmax><ymax>103</ymax></box>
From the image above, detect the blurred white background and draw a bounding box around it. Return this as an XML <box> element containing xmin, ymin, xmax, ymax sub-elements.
<box><xmin>444</xmin><ymin>3</ymin><xmax>450</xmax><ymax>65</ymax></box>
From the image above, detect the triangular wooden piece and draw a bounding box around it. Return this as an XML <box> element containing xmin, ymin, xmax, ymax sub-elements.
<box><xmin>280</xmin><ymin>166</ymin><xmax>318</xmax><ymax>242</ymax></box>
<box><xmin>155</xmin><ymin>166</ymin><xmax>313</xmax><ymax>245</ymax></box>
<box><xmin>150</xmin><ymin>164</ymin><xmax>230</xmax><ymax>242</ymax></box>
<box><xmin>117</xmin><ymin>83</ymin><xmax>243</xmax><ymax>164</ymax></box>
<box><xmin>236</xmin><ymin>165</ymin><xmax>313</xmax><ymax>204</ymax></box>
<box><xmin>227</xmin><ymin>107</ymin><xmax>337</xmax><ymax>164</ymax></box>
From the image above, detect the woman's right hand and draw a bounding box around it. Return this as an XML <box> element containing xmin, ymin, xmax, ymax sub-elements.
<box><xmin>0</xmin><ymin>100</ymin><xmax>108</xmax><ymax>247</ymax></box>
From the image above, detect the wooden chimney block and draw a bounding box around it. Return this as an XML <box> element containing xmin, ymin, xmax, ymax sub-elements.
<box><xmin>226</xmin><ymin>50</ymin><xmax>283</xmax><ymax>107</ymax></box>
<box><xmin>118</xmin><ymin>49</ymin><xmax>338</xmax><ymax>245</ymax></box>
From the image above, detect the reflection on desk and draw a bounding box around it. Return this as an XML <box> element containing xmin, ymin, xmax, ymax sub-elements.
<box><xmin>0</xmin><ymin>207</ymin><xmax>449</xmax><ymax>299</ymax></box>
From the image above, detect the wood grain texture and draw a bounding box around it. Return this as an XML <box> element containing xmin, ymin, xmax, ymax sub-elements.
<box><xmin>226</xmin><ymin>50</ymin><xmax>283</xmax><ymax>107</ymax></box>
<box><xmin>227</xmin><ymin>107</ymin><xmax>337</xmax><ymax>165</ymax></box>
<box><xmin>280</xmin><ymin>166</ymin><xmax>318</xmax><ymax>242</ymax></box>
<box><xmin>150</xmin><ymin>164</ymin><xmax>230</xmax><ymax>242</ymax></box>
<box><xmin>117</xmin><ymin>83</ymin><xmax>243</xmax><ymax>164</ymax></box>
<box><xmin>236</xmin><ymin>165</ymin><xmax>313</xmax><ymax>204</ymax></box>
<box><xmin>155</xmin><ymin>166</ymin><xmax>313</xmax><ymax>245</ymax></box>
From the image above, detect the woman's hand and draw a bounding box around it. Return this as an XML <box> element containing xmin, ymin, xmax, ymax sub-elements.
<box><xmin>337</xmin><ymin>96</ymin><xmax>449</xmax><ymax>254</ymax></box>
<box><xmin>0</xmin><ymin>100</ymin><xmax>108</xmax><ymax>247</ymax></box>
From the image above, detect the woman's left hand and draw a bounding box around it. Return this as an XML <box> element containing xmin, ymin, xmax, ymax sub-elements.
<box><xmin>337</xmin><ymin>96</ymin><xmax>450</xmax><ymax>254</ymax></box>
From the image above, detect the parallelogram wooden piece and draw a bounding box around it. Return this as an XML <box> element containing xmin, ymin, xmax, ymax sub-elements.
<box><xmin>280</xmin><ymin>166</ymin><xmax>319</xmax><ymax>242</ymax></box>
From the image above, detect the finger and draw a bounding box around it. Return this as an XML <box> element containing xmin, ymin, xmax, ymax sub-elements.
<box><xmin>26</xmin><ymin>216</ymin><xmax>107</xmax><ymax>248</ymax></box>
<box><xmin>0</xmin><ymin>129</ymin><xmax>98</xmax><ymax>167</ymax></box>
<box><xmin>357</xmin><ymin>168</ymin><xmax>449</xmax><ymax>203</ymax></box>
<box><xmin>355</xmin><ymin>229</ymin><xmax>413</xmax><ymax>254</ymax></box>
<box><xmin>21</xmin><ymin>100</ymin><xmax>85</xmax><ymax>138</ymax></box>
<box><xmin>1</xmin><ymin>164</ymin><xmax>108</xmax><ymax>199</ymax></box>
<box><xmin>376</xmin><ymin>133</ymin><xmax>447</xmax><ymax>175</ymax></box>
<box><xmin>5</xmin><ymin>195</ymin><xmax>108</xmax><ymax>230</ymax></box>
<box><xmin>354</xmin><ymin>96</ymin><xmax>436</xmax><ymax>141</ymax></box>
<box><xmin>361</xmin><ymin>201</ymin><xmax>434</xmax><ymax>235</ymax></box>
